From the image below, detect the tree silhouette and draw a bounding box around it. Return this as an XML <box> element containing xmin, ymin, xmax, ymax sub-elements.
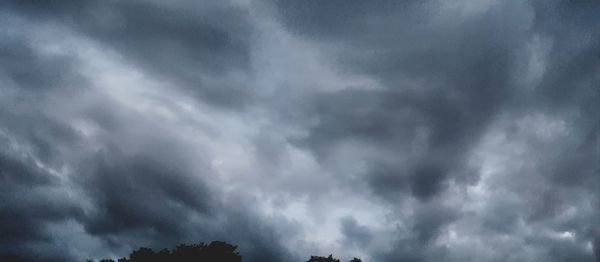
<box><xmin>306</xmin><ymin>254</ymin><xmax>340</xmax><ymax>262</ymax></box>
<box><xmin>93</xmin><ymin>241</ymin><xmax>363</xmax><ymax>262</ymax></box>
<box><xmin>93</xmin><ymin>241</ymin><xmax>241</xmax><ymax>262</ymax></box>
<box><xmin>305</xmin><ymin>254</ymin><xmax>362</xmax><ymax>262</ymax></box>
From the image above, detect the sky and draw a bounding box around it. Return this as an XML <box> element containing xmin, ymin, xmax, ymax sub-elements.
<box><xmin>0</xmin><ymin>0</ymin><xmax>599</xmax><ymax>261</ymax></box>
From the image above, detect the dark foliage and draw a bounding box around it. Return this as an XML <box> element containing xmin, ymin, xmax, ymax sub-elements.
<box><xmin>306</xmin><ymin>254</ymin><xmax>340</xmax><ymax>262</ymax></box>
<box><xmin>93</xmin><ymin>241</ymin><xmax>363</xmax><ymax>262</ymax></box>
<box><xmin>92</xmin><ymin>241</ymin><xmax>240</xmax><ymax>262</ymax></box>
<box><xmin>305</xmin><ymin>254</ymin><xmax>361</xmax><ymax>262</ymax></box>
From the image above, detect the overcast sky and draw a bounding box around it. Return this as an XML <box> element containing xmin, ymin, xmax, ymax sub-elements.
<box><xmin>1</xmin><ymin>0</ymin><xmax>599</xmax><ymax>261</ymax></box>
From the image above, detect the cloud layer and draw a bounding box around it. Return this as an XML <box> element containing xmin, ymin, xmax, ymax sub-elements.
<box><xmin>1</xmin><ymin>0</ymin><xmax>598</xmax><ymax>261</ymax></box>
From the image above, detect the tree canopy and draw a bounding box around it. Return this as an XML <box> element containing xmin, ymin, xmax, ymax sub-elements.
<box><xmin>91</xmin><ymin>241</ymin><xmax>362</xmax><ymax>262</ymax></box>
<box><xmin>91</xmin><ymin>241</ymin><xmax>240</xmax><ymax>262</ymax></box>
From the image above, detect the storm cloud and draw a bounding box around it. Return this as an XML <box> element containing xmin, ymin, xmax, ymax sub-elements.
<box><xmin>0</xmin><ymin>0</ymin><xmax>598</xmax><ymax>261</ymax></box>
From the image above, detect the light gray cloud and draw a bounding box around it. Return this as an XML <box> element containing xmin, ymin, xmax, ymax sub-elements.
<box><xmin>0</xmin><ymin>0</ymin><xmax>598</xmax><ymax>261</ymax></box>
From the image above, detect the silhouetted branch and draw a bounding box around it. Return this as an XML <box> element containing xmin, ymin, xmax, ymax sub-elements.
<box><xmin>92</xmin><ymin>241</ymin><xmax>363</xmax><ymax>262</ymax></box>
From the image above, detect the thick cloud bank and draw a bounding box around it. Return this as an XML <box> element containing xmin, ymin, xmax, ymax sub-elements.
<box><xmin>1</xmin><ymin>0</ymin><xmax>598</xmax><ymax>261</ymax></box>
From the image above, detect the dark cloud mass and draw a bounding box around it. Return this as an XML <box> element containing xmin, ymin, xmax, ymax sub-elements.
<box><xmin>0</xmin><ymin>0</ymin><xmax>598</xmax><ymax>261</ymax></box>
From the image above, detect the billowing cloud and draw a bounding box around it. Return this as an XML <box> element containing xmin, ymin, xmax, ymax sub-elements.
<box><xmin>0</xmin><ymin>0</ymin><xmax>598</xmax><ymax>261</ymax></box>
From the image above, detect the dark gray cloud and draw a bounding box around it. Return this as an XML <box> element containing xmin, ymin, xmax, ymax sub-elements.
<box><xmin>5</xmin><ymin>0</ymin><xmax>255</xmax><ymax>109</ymax></box>
<box><xmin>340</xmin><ymin>216</ymin><xmax>372</xmax><ymax>248</ymax></box>
<box><xmin>0</xmin><ymin>132</ymin><xmax>84</xmax><ymax>261</ymax></box>
<box><xmin>1</xmin><ymin>0</ymin><xmax>598</xmax><ymax>261</ymax></box>
<box><xmin>272</xmin><ymin>0</ymin><xmax>599</xmax><ymax>261</ymax></box>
